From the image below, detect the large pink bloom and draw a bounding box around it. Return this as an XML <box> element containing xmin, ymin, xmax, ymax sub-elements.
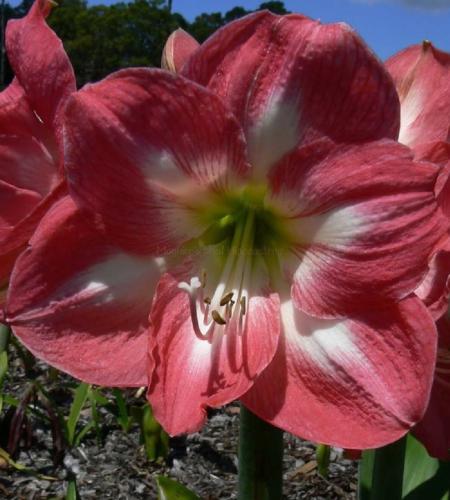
<box><xmin>0</xmin><ymin>0</ymin><xmax>75</xmax><ymax>308</ymax></box>
<box><xmin>387</xmin><ymin>42</ymin><xmax>450</xmax><ymax>459</ymax></box>
<box><xmin>6</xmin><ymin>12</ymin><xmax>445</xmax><ymax>448</ymax></box>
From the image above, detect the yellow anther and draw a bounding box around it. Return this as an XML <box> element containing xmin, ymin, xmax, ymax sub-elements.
<box><xmin>240</xmin><ymin>296</ymin><xmax>247</xmax><ymax>315</ymax></box>
<box><xmin>211</xmin><ymin>310</ymin><xmax>227</xmax><ymax>325</ymax></box>
<box><xmin>201</xmin><ymin>269</ymin><xmax>207</xmax><ymax>288</ymax></box>
<box><xmin>220</xmin><ymin>292</ymin><xmax>234</xmax><ymax>306</ymax></box>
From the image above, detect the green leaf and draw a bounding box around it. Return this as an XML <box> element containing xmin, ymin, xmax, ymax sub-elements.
<box><xmin>0</xmin><ymin>351</ymin><xmax>7</xmax><ymax>387</ymax></box>
<box><xmin>66</xmin><ymin>474</ymin><xmax>80</xmax><ymax>500</ymax></box>
<box><xmin>0</xmin><ymin>351</ymin><xmax>8</xmax><ymax>414</ymax></box>
<box><xmin>403</xmin><ymin>435</ymin><xmax>450</xmax><ymax>500</ymax></box>
<box><xmin>316</xmin><ymin>443</ymin><xmax>331</xmax><ymax>478</ymax></box>
<box><xmin>66</xmin><ymin>383</ymin><xmax>91</xmax><ymax>446</ymax></box>
<box><xmin>156</xmin><ymin>476</ymin><xmax>199</xmax><ymax>500</ymax></box>
<box><xmin>141</xmin><ymin>405</ymin><xmax>169</xmax><ymax>462</ymax></box>
<box><xmin>112</xmin><ymin>388</ymin><xmax>130</xmax><ymax>432</ymax></box>
<box><xmin>359</xmin><ymin>449</ymin><xmax>375</xmax><ymax>500</ymax></box>
<box><xmin>73</xmin><ymin>421</ymin><xmax>95</xmax><ymax>447</ymax></box>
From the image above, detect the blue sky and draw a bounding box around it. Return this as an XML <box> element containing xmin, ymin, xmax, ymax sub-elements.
<box><xmin>166</xmin><ymin>0</ymin><xmax>450</xmax><ymax>60</ymax></box>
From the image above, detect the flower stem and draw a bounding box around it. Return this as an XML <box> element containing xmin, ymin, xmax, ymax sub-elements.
<box><xmin>238</xmin><ymin>405</ymin><xmax>283</xmax><ymax>500</ymax></box>
<box><xmin>0</xmin><ymin>323</ymin><xmax>10</xmax><ymax>353</ymax></box>
<box><xmin>370</xmin><ymin>435</ymin><xmax>407</xmax><ymax>500</ymax></box>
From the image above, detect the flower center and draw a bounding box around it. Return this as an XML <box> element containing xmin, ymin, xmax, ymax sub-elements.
<box><xmin>178</xmin><ymin>186</ymin><xmax>290</xmax><ymax>340</ymax></box>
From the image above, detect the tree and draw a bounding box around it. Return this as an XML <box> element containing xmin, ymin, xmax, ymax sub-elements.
<box><xmin>258</xmin><ymin>1</ymin><xmax>289</xmax><ymax>14</ymax></box>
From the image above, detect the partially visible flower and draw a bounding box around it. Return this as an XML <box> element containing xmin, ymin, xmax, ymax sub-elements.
<box><xmin>387</xmin><ymin>42</ymin><xmax>450</xmax><ymax>460</ymax></box>
<box><xmin>161</xmin><ymin>28</ymin><xmax>200</xmax><ymax>73</ymax></box>
<box><xmin>6</xmin><ymin>12</ymin><xmax>444</xmax><ymax>449</ymax></box>
<box><xmin>386</xmin><ymin>41</ymin><xmax>450</xmax><ymax>159</ymax></box>
<box><xmin>413</xmin><ymin>315</ymin><xmax>450</xmax><ymax>460</ymax></box>
<box><xmin>0</xmin><ymin>0</ymin><xmax>75</xmax><ymax>308</ymax></box>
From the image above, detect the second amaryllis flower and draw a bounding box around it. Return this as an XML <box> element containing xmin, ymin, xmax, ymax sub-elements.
<box><xmin>6</xmin><ymin>11</ymin><xmax>444</xmax><ymax>449</ymax></box>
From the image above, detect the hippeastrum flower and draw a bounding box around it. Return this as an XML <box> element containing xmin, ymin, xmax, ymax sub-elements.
<box><xmin>0</xmin><ymin>0</ymin><xmax>75</xmax><ymax>308</ymax></box>
<box><xmin>386</xmin><ymin>41</ymin><xmax>450</xmax><ymax>160</ymax></box>
<box><xmin>387</xmin><ymin>42</ymin><xmax>450</xmax><ymax>459</ymax></box>
<box><xmin>6</xmin><ymin>12</ymin><xmax>446</xmax><ymax>448</ymax></box>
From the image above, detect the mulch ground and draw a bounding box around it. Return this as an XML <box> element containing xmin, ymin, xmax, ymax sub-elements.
<box><xmin>0</xmin><ymin>344</ymin><xmax>358</xmax><ymax>499</ymax></box>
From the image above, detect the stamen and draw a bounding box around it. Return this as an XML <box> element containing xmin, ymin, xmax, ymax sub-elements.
<box><xmin>204</xmin><ymin>297</ymin><xmax>211</xmax><ymax>305</ymax></box>
<box><xmin>178</xmin><ymin>277</ymin><xmax>214</xmax><ymax>340</ymax></box>
<box><xmin>240</xmin><ymin>296</ymin><xmax>247</xmax><ymax>315</ymax></box>
<box><xmin>201</xmin><ymin>269</ymin><xmax>207</xmax><ymax>288</ymax></box>
<box><xmin>211</xmin><ymin>310</ymin><xmax>227</xmax><ymax>325</ymax></box>
<box><xmin>220</xmin><ymin>292</ymin><xmax>234</xmax><ymax>306</ymax></box>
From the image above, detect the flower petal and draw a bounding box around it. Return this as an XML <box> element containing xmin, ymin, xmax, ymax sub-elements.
<box><xmin>0</xmin><ymin>180</ymin><xmax>41</xmax><ymax>232</ymax></box>
<box><xmin>183</xmin><ymin>12</ymin><xmax>400</xmax><ymax>176</ymax></box>
<box><xmin>386</xmin><ymin>42</ymin><xmax>450</xmax><ymax>149</ymax></box>
<box><xmin>6</xmin><ymin>196</ymin><xmax>162</xmax><ymax>387</ymax></box>
<box><xmin>6</xmin><ymin>0</ymin><xmax>76</xmax><ymax>131</ymax></box>
<box><xmin>147</xmin><ymin>271</ymin><xmax>280</xmax><ymax>435</ymax></box>
<box><xmin>161</xmin><ymin>29</ymin><xmax>200</xmax><ymax>73</ymax></box>
<box><xmin>65</xmin><ymin>68</ymin><xmax>250</xmax><ymax>255</ymax></box>
<box><xmin>413</xmin><ymin>316</ymin><xmax>450</xmax><ymax>460</ymax></box>
<box><xmin>416</xmin><ymin>237</ymin><xmax>450</xmax><ymax>320</ymax></box>
<box><xmin>269</xmin><ymin>140</ymin><xmax>445</xmax><ymax>317</ymax></box>
<box><xmin>241</xmin><ymin>296</ymin><xmax>437</xmax><ymax>449</ymax></box>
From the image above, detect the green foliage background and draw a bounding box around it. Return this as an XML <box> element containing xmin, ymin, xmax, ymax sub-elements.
<box><xmin>0</xmin><ymin>0</ymin><xmax>289</xmax><ymax>87</ymax></box>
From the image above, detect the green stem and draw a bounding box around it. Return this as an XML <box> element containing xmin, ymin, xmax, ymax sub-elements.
<box><xmin>0</xmin><ymin>323</ymin><xmax>10</xmax><ymax>353</ymax></box>
<box><xmin>238</xmin><ymin>405</ymin><xmax>283</xmax><ymax>500</ymax></box>
<box><xmin>370</xmin><ymin>435</ymin><xmax>407</xmax><ymax>500</ymax></box>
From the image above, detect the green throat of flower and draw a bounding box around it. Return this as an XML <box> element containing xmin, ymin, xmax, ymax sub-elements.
<box><xmin>178</xmin><ymin>185</ymin><xmax>291</xmax><ymax>339</ymax></box>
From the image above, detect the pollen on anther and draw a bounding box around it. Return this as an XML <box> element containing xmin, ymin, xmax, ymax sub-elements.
<box><xmin>220</xmin><ymin>292</ymin><xmax>234</xmax><ymax>306</ymax></box>
<box><xmin>240</xmin><ymin>296</ymin><xmax>247</xmax><ymax>315</ymax></box>
<box><xmin>211</xmin><ymin>310</ymin><xmax>227</xmax><ymax>325</ymax></box>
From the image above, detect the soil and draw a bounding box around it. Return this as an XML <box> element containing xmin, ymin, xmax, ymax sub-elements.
<box><xmin>0</xmin><ymin>344</ymin><xmax>358</xmax><ymax>499</ymax></box>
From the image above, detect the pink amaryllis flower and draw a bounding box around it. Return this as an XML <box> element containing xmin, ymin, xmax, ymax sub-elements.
<box><xmin>387</xmin><ymin>42</ymin><xmax>450</xmax><ymax>459</ymax></box>
<box><xmin>0</xmin><ymin>0</ymin><xmax>75</xmax><ymax>308</ymax></box>
<box><xmin>6</xmin><ymin>12</ymin><xmax>446</xmax><ymax>449</ymax></box>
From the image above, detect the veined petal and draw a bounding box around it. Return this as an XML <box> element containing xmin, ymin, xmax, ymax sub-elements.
<box><xmin>0</xmin><ymin>180</ymin><xmax>41</xmax><ymax>232</ymax></box>
<box><xmin>161</xmin><ymin>29</ymin><xmax>200</xmax><ymax>73</ymax></box>
<box><xmin>6</xmin><ymin>196</ymin><xmax>162</xmax><ymax>387</ymax></box>
<box><xmin>413</xmin><ymin>316</ymin><xmax>450</xmax><ymax>460</ymax></box>
<box><xmin>147</xmin><ymin>271</ymin><xmax>280</xmax><ymax>435</ymax></box>
<box><xmin>65</xmin><ymin>68</ymin><xmax>251</xmax><ymax>255</ymax></box>
<box><xmin>241</xmin><ymin>296</ymin><xmax>437</xmax><ymax>449</ymax></box>
<box><xmin>269</xmin><ymin>140</ymin><xmax>445</xmax><ymax>317</ymax></box>
<box><xmin>386</xmin><ymin>42</ymin><xmax>450</xmax><ymax>149</ymax></box>
<box><xmin>6</xmin><ymin>0</ymin><xmax>76</xmax><ymax>131</ymax></box>
<box><xmin>0</xmin><ymin>135</ymin><xmax>58</xmax><ymax>197</ymax></box>
<box><xmin>183</xmin><ymin>12</ymin><xmax>399</xmax><ymax>177</ymax></box>
<box><xmin>416</xmin><ymin>237</ymin><xmax>450</xmax><ymax>320</ymax></box>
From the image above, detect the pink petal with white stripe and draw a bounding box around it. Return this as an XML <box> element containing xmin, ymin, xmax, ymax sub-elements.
<box><xmin>241</xmin><ymin>296</ymin><xmax>437</xmax><ymax>449</ymax></box>
<box><xmin>269</xmin><ymin>140</ymin><xmax>445</xmax><ymax>317</ymax></box>
<box><xmin>386</xmin><ymin>42</ymin><xmax>450</xmax><ymax>150</ymax></box>
<box><xmin>183</xmin><ymin>12</ymin><xmax>399</xmax><ymax>176</ymax></box>
<box><xmin>6</xmin><ymin>197</ymin><xmax>162</xmax><ymax>387</ymax></box>
<box><xmin>65</xmin><ymin>68</ymin><xmax>251</xmax><ymax>255</ymax></box>
<box><xmin>147</xmin><ymin>271</ymin><xmax>280</xmax><ymax>435</ymax></box>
